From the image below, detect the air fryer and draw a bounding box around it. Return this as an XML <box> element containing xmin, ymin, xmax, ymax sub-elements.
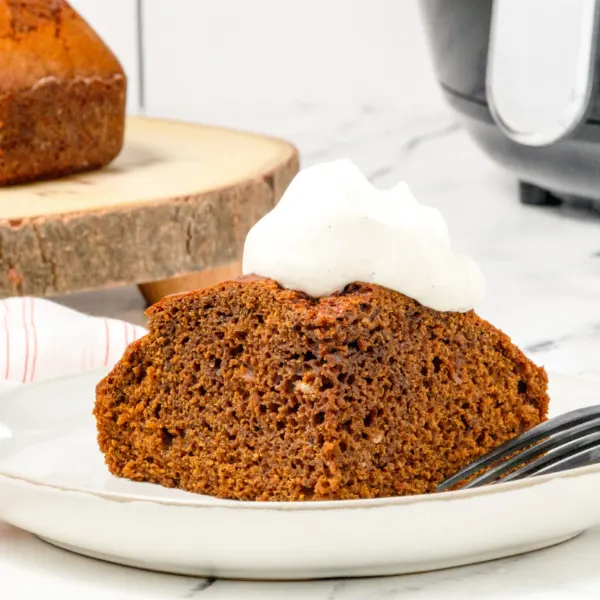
<box><xmin>419</xmin><ymin>0</ymin><xmax>600</xmax><ymax>209</ymax></box>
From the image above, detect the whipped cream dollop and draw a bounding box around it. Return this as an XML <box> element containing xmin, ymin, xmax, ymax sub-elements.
<box><xmin>242</xmin><ymin>159</ymin><xmax>485</xmax><ymax>312</ymax></box>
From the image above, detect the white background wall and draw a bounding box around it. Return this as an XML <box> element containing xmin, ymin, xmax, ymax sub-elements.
<box><xmin>69</xmin><ymin>0</ymin><xmax>446</xmax><ymax>131</ymax></box>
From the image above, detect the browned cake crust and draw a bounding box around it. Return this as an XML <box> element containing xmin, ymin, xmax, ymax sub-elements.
<box><xmin>0</xmin><ymin>0</ymin><xmax>126</xmax><ymax>186</ymax></box>
<box><xmin>95</xmin><ymin>278</ymin><xmax>550</xmax><ymax>501</ymax></box>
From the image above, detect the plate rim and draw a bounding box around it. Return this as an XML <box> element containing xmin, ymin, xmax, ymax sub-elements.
<box><xmin>1</xmin><ymin>368</ymin><xmax>599</xmax><ymax>512</ymax></box>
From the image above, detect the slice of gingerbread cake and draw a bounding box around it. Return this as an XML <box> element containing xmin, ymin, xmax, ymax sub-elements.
<box><xmin>94</xmin><ymin>160</ymin><xmax>549</xmax><ymax>501</ymax></box>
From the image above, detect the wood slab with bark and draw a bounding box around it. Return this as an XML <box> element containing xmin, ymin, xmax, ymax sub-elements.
<box><xmin>0</xmin><ymin>117</ymin><xmax>299</xmax><ymax>302</ymax></box>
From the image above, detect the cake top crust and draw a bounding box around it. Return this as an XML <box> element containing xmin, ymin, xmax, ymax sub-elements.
<box><xmin>0</xmin><ymin>0</ymin><xmax>124</xmax><ymax>93</ymax></box>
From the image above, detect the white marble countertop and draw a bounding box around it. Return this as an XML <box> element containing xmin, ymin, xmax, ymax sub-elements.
<box><xmin>3</xmin><ymin>105</ymin><xmax>600</xmax><ymax>599</ymax></box>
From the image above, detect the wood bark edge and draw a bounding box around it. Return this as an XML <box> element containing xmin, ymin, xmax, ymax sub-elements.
<box><xmin>0</xmin><ymin>150</ymin><xmax>299</xmax><ymax>298</ymax></box>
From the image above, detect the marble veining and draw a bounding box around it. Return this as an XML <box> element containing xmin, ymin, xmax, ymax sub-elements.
<box><xmin>3</xmin><ymin>102</ymin><xmax>600</xmax><ymax>598</ymax></box>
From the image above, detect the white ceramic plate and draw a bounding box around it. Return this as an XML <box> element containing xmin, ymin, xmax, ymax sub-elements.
<box><xmin>0</xmin><ymin>369</ymin><xmax>600</xmax><ymax>580</ymax></box>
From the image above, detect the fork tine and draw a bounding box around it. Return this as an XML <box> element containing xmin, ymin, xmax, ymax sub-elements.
<box><xmin>499</xmin><ymin>430</ymin><xmax>600</xmax><ymax>483</ymax></box>
<box><xmin>520</xmin><ymin>444</ymin><xmax>600</xmax><ymax>478</ymax></box>
<box><xmin>456</xmin><ymin>417</ymin><xmax>600</xmax><ymax>489</ymax></box>
<box><xmin>436</xmin><ymin>404</ymin><xmax>600</xmax><ymax>492</ymax></box>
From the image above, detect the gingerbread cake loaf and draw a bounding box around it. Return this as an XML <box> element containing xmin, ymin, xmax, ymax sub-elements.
<box><xmin>0</xmin><ymin>0</ymin><xmax>126</xmax><ymax>185</ymax></box>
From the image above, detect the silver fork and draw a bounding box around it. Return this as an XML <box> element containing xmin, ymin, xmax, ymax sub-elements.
<box><xmin>437</xmin><ymin>405</ymin><xmax>600</xmax><ymax>492</ymax></box>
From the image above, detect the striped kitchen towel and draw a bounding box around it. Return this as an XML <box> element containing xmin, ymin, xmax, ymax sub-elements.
<box><xmin>0</xmin><ymin>297</ymin><xmax>147</xmax><ymax>393</ymax></box>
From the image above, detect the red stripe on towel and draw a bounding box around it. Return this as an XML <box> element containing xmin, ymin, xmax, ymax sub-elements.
<box><xmin>3</xmin><ymin>300</ymin><xmax>9</xmax><ymax>379</ymax></box>
<box><xmin>104</xmin><ymin>319</ymin><xmax>110</xmax><ymax>366</ymax></box>
<box><xmin>30</xmin><ymin>299</ymin><xmax>38</xmax><ymax>382</ymax></box>
<box><xmin>21</xmin><ymin>299</ymin><xmax>29</xmax><ymax>384</ymax></box>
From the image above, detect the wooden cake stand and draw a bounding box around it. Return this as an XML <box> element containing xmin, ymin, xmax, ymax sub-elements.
<box><xmin>0</xmin><ymin>117</ymin><xmax>299</xmax><ymax>305</ymax></box>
